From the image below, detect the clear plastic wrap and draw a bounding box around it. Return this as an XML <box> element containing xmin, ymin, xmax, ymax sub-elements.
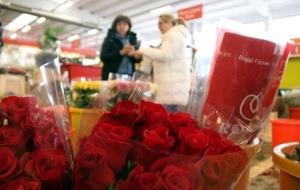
<box><xmin>0</xmin><ymin>58</ymin><xmax>72</xmax><ymax>190</ymax></box>
<box><xmin>199</xmin><ymin>29</ymin><xmax>293</xmax><ymax>145</ymax></box>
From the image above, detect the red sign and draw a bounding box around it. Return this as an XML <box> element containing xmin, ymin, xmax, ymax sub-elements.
<box><xmin>177</xmin><ymin>4</ymin><xmax>203</xmax><ymax>21</ymax></box>
<box><xmin>72</xmin><ymin>39</ymin><xmax>81</xmax><ymax>48</ymax></box>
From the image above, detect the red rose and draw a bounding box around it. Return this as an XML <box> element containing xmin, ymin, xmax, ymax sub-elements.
<box><xmin>93</xmin><ymin>122</ymin><xmax>132</xmax><ymax>142</ymax></box>
<box><xmin>24</xmin><ymin>148</ymin><xmax>68</xmax><ymax>190</ymax></box>
<box><xmin>0</xmin><ymin>147</ymin><xmax>20</xmax><ymax>181</ymax></box>
<box><xmin>132</xmin><ymin>126</ymin><xmax>175</xmax><ymax>167</ymax></box>
<box><xmin>178</xmin><ymin>128</ymin><xmax>210</xmax><ymax>156</ymax></box>
<box><xmin>24</xmin><ymin>109</ymin><xmax>55</xmax><ymax>131</ymax></box>
<box><xmin>135</xmin><ymin>101</ymin><xmax>170</xmax><ymax>138</ymax></box>
<box><xmin>96</xmin><ymin>101</ymin><xmax>139</xmax><ymax>129</ymax></box>
<box><xmin>220</xmin><ymin>151</ymin><xmax>248</xmax><ymax>182</ymax></box>
<box><xmin>199</xmin><ymin>156</ymin><xmax>223</xmax><ymax>189</ymax></box>
<box><xmin>203</xmin><ymin>146</ymin><xmax>221</xmax><ymax>156</ymax></box>
<box><xmin>161</xmin><ymin>165</ymin><xmax>196</xmax><ymax>190</ymax></box>
<box><xmin>0</xmin><ymin>126</ymin><xmax>24</xmax><ymax>153</ymax></box>
<box><xmin>0</xmin><ymin>112</ymin><xmax>4</xmax><ymax>126</ymax></box>
<box><xmin>117</xmin><ymin>165</ymin><xmax>167</xmax><ymax>190</ymax></box>
<box><xmin>151</xmin><ymin>157</ymin><xmax>197</xmax><ymax>190</ymax></box>
<box><xmin>89</xmin><ymin>123</ymin><xmax>132</xmax><ymax>172</ymax></box>
<box><xmin>142</xmin><ymin>126</ymin><xmax>175</xmax><ymax>151</ymax></box>
<box><xmin>200</xmin><ymin>128</ymin><xmax>242</xmax><ymax>155</ymax></box>
<box><xmin>1</xmin><ymin>177</ymin><xmax>41</xmax><ymax>190</ymax></box>
<box><xmin>111</xmin><ymin>100</ymin><xmax>138</xmax><ymax>116</ymax></box>
<box><xmin>0</xmin><ymin>96</ymin><xmax>37</xmax><ymax>126</ymax></box>
<box><xmin>170</xmin><ymin>112</ymin><xmax>197</xmax><ymax>134</ymax></box>
<box><xmin>74</xmin><ymin>144</ymin><xmax>114</xmax><ymax>190</ymax></box>
<box><xmin>111</xmin><ymin>100</ymin><xmax>139</xmax><ymax>126</ymax></box>
<box><xmin>34</xmin><ymin>126</ymin><xmax>63</xmax><ymax>149</ymax></box>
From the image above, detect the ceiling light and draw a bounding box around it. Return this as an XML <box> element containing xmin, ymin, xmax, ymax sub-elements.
<box><xmin>5</xmin><ymin>13</ymin><xmax>37</xmax><ymax>32</ymax></box>
<box><xmin>51</xmin><ymin>0</ymin><xmax>66</xmax><ymax>3</ymax></box>
<box><xmin>56</xmin><ymin>1</ymin><xmax>74</xmax><ymax>11</ymax></box>
<box><xmin>36</xmin><ymin>17</ymin><xmax>46</xmax><ymax>24</ymax></box>
<box><xmin>68</xmin><ymin>35</ymin><xmax>79</xmax><ymax>41</ymax></box>
<box><xmin>150</xmin><ymin>5</ymin><xmax>171</xmax><ymax>15</ymax></box>
<box><xmin>88</xmin><ymin>29</ymin><xmax>99</xmax><ymax>35</ymax></box>
<box><xmin>10</xmin><ymin>33</ymin><xmax>18</xmax><ymax>39</ymax></box>
<box><xmin>21</xmin><ymin>25</ymin><xmax>31</xmax><ymax>33</ymax></box>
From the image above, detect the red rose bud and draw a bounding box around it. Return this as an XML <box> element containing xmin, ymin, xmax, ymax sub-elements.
<box><xmin>119</xmin><ymin>165</ymin><xmax>167</xmax><ymax>190</ymax></box>
<box><xmin>0</xmin><ymin>147</ymin><xmax>21</xmax><ymax>181</ymax></box>
<box><xmin>220</xmin><ymin>151</ymin><xmax>249</xmax><ymax>182</ymax></box>
<box><xmin>0</xmin><ymin>112</ymin><xmax>4</xmax><ymax>126</ymax></box>
<box><xmin>94</xmin><ymin>123</ymin><xmax>132</xmax><ymax>142</ymax></box>
<box><xmin>135</xmin><ymin>100</ymin><xmax>170</xmax><ymax>138</ymax></box>
<box><xmin>0</xmin><ymin>176</ymin><xmax>41</xmax><ymax>190</ymax></box>
<box><xmin>142</xmin><ymin>126</ymin><xmax>175</xmax><ymax>151</ymax></box>
<box><xmin>178</xmin><ymin>128</ymin><xmax>210</xmax><ymax>156</ymax></box>
<box><xmin>201</xmin><ymin>128</ymin><xmax>242</xmax><ymax>155</ymax></box>
<box><xmin>0</xmin><ymin>126</ymin><xmax>25</xmax><ymax>155</ymax></box>
<box><xmin>111</xmin><ymin>100</ymin><xmax>139</xmax><ymax>116</ymax></box>
<box><xmin>200</xmin><ymin>157</ymin><xmax>223</xmax><ymax>187</ymax></box>
<box><xmin>161</xmin><ymin>165</ymin><xmax>197</xmax><ymax>190</ymax></box>
<box><xmin>170</xmin><ymin>112</ymin><xmax>198</xmax><ymax>134</ymax></box>
<box><xmin>98</xmin><ymin>101</ymin><xmax>139</xmax><ymax>129</ymax></box>
<box><xmin>89</xmin><ymin>123</ymin><xmax>132</xmax><ymax>172</ymax></box>
<box><xmin>74</xmin><ymin>145</ymin><xmax>114</xmax><ymax>190</ymax></box>
<box><xmin>34</xmin><ymin>126</ymin><xmax>64</xmax><ymax>149</ymax></box>
<box><xmin>153</xmin><ymin>159</ymin><xmax>202</xmax><ymax>189</ymax></box>
<box><xmin>0</xmin><ymin>96</ymin><xmax>37</xmax><ymax>126</ymax></box>
<box><xmin>24</xmin><ymin>148</ymin><xmax>68</xmax><ymax>190</ymax></box>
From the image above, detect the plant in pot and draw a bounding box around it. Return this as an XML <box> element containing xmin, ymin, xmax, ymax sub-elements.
<box><xmin>32</xmin><ymin>27</ymin><xmax>63</xmax><ymax>89</ymax></box>
<box><xmin>35</xmin><ymin>27</ymin><xmax>64</xmax><ymax>66</ymax></box>
<box><xmin>273</xmin><ymin>141</ymin><xmax>300</xmax><ymax>190</ymax></box>
<box><xmin>285</xmin><ymin>95</ymin><xmax>300</xmax><ymax>119</ymax></box>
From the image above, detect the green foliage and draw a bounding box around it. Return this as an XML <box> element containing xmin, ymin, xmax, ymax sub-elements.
<box><xmin>285</xmin><ymin>96</ymin><xmax>300</xmax><ymax>108</ymax></box>
<box><xmin>285</xmin><ymin>142</ymin><xmax>300</xmax><ymax>162</ymax></box>
<box><xmin>72</xmin><ymin>89</ymin><xmax>98</xmax><ymax>108</ymax></box>
<box><xmin>40</xmin><ymin>27</ymin><xmax>64</xmax><ymax>51</ymax></box>
<box><xmin>116</xmin><ymin>160</ymin><xmax>137</xmax><ymax>180</ymax></box>
<box><xmin>107</xmin><ymin>92</ymin><xmax>131</xmax><ymax>110</ymax></box>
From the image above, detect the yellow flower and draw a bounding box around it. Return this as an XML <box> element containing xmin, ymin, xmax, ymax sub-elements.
<box><xmin>72</xmin><ymin>81</ymin><xmax>102</xmax><ymax>91</ymax></box>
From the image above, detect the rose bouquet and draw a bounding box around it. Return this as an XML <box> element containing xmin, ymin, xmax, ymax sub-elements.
<box><xmin>107</xmin><ymin>80</ymin><xmax>156</xmax><ymax>109</ymax></box>
<box><xmin>74</xmin><ymin>100</ymin><xmax>249</xmax><ymax>190</ymax></box>
<box><xmin>0</xmin><ymin>59</ymin><xmax>73</xmax><ymax>190</ymax></box>
<box><xmin>0</xmin><ymin>96</ymin><xmax>71</xmax><ymax>190</ymax></box>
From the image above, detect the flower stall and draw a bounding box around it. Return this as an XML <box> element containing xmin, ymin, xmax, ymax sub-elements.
<box><xmin>0</xmin><ymin>28</ymin><xmax>294</xmax><ymax>190</ymax></box>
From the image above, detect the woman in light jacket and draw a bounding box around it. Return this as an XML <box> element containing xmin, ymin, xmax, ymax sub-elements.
<box><xmin>135</xmin><ymin>14</ymin><xmax>191</xmax><ymax>111</ymax></box>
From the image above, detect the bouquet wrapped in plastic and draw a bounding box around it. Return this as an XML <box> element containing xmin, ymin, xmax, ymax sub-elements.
<box><xmin>74</xmin><ymin>100</ymin><xmax>250</xmax><ymax>190</ymax></box>
<box><xmin>0</xmin><ymin>59</ymin><xmax>73</xmax><ymax>190</ymax></box>
<box><xmin>72</xmin><ymin>28</ymin><xmax>293</xmax><ymax>190</ymax></box>
<box><xmin>200</xmin><ymin>29</ymin><xmax>293</xmax><ymax>145</ymax></box>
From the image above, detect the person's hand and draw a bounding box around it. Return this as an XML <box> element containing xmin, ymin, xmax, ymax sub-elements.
<box><xmin>120</xmin><ymin>44</ymin><xmax>134</xmax><ymax>55</ymax></box>
<box><xmin>124</xmin><ymin>44</ymin><xmax>134</xmax><ymax>54</ymax></box>
<box><xmin>132</xmin><ymin>51</ymin><xmax>143</xmax><ymax>59</ymax></box>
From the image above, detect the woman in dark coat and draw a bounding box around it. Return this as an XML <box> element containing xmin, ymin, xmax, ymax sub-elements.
<box><xmin>100</xmin><ymin>15</ymin><xmax>141</xmax><ymax>80</ymax></box>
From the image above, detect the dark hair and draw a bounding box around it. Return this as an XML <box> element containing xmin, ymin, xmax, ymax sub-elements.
<box><xmin>111</xmin><ymin>15</ymin><xmax>132</xmax><ymax>32</ymax></box>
